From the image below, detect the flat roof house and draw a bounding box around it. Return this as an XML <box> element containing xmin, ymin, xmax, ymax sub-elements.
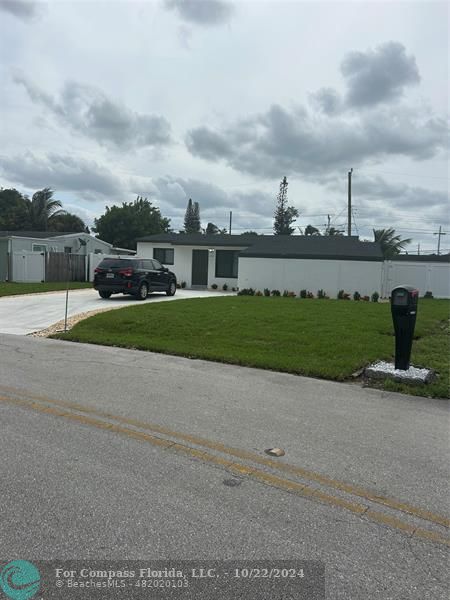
<box><xmin>136</xmin><ymin>233</ymin><xmax>386</xmax><ymax>297</ymax></box>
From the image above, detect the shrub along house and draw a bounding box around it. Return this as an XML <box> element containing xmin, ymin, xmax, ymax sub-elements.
<box><xmin>136</xmin><ymin>233</ymin><xmax>386</xmax><ymax>297</ymax></box>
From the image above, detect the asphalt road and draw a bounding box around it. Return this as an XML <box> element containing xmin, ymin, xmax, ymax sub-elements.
<box><xmin>0</xmin><ymin>288</ymin><xmax>226</xmax><ymax>335</ymax></box>
<box><xmin>0</xmin><ymin>335</ymin><xmax>448</xmax><ymax>599</ymax></box>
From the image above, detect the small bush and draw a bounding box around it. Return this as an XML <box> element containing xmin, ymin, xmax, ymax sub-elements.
<box><xmin>300</xmin><ymin>289</ymin><xmax>307</xmax><ymax>299</ymax></box>
<box><xmin>271</xmin><ymin>289</ymin><xmax>281</xmax><ymax>297</ymax></box>
<box><xmin>263</xmin><ymin>288</ymin><xmax>271</xmax><ymax>297</ymax></box>
<box><xmin>306</xmin><ymin>291</ymin><xmax>314</xmax><ymax>299</ymax></box>
<box><xmin>176</xmin><ymin>283</ymin><xmax>181</xmax><ymax>289</ymax></box>
<box><xmin>181</xmin><ymin>281</ymin><xmax>186</xmax><ymax>289</ymax></box>
<box><xmin>362</xmin><ymin>295</ymin><xmax>370</xmax><ymax>302</ymax></box>
<box><xmin>255</xmin><ymin>290</ymin><xmax>263</xmax><ymax>296</ymax></box>
<box><xmin>424</xmin><ymin>291</ymin><xmax>434</xmax><ymax>299</ymax></box>
<box><xmin>282</xmin><ymin>290</ymin><xmax>289</xmax><ymax>297</ymax></box>
<box><xmin>232</xmin><ymin>287</ymin><xmax>237</xmax><ymax>292</ymax></box>
<box><xmin>222</xmin><ymin>283</ymin><xmax>228</xmax><ymax>291</ymax></box>
<box><xmin>237</xmin><ymin>288</ymin><xmax>255</xmax><ymax>296</ymax></box>
<box><xmin>371</xmin><ymin>291</ymin><xmax>379</xmax><ymax>303</ymax></box>
<box><xmin>353</xmin><ymin>291</ymin><xmax>361</xmax><ymax>301</ymax></box>
<box><xmin>317</xmin><ymin>289</ymin><xmax>326</xmax><ymax>299</ymax></box>
<box><xmin>337</xmin><ymin>289</ymin><xmax>345</xmax><ymax>300</ymax></box>
<box><xmin>211</xmin><ymin>283</ymin><xmax>218</xmax><ymax>290</ymax></box>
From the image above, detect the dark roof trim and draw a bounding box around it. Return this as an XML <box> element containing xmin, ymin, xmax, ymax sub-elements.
<box><xmin>240</xmin><ymin>253</ymin><xmax>384</xmax><ymax>262</ymax></box>
<box><xmin>391</xmin><ymin>254</ymin><xmax>450</xmax><ymax>263</ymax></box>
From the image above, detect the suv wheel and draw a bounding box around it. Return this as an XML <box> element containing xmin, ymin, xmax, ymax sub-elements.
<box><xmin>99</xmin><ymin>291</ymin><xmax>111</xmax><ymax>299</ymax></box>
<box><xmin>166</xmin><ymin>281</ymin><xmax>176</xmax><ymax>296</ymax></box>
<box><xmin>138</xmin><ymin>282</ymin><xmax>149</xmax><ymax>300</ymax></box>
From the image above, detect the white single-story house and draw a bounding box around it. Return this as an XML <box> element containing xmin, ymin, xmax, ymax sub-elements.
<box><xmin>136</xmin><ymin>233</ymin><xmax>450</xmax><ymax>298</ymax></box>
<box><xmin>0</xmin><ymin>231</ymin><xmax>134</xmax><ymax>282</ymax></box>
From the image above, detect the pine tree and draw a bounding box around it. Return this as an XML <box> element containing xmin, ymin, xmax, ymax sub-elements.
<box><xmin>184</xmin><ymin>198</ymin><xmax>201</xmax><ymax>233</ymax></box>
<box><xmin>192</xmin><ymin>201</ymin><xmax>201</xmax><ymax>233</ymax></box>
<box><xmin>273</xmin><ymin>176</ymin><xmax>299</xmax><ymax>235</ymax></box>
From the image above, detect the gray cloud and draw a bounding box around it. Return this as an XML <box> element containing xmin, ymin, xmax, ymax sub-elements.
<box><xmin>13</xmin><ymin>74</ymin><xmax>172</xmax><ymax>149</ymax></box>
<box><xmin>342</xmin><ymin>42</ymin><xmax>420</xmax><ymax>108</ymax></box>
<box><xmin>0</xmin><ymin>0</ymin><xmax>42</xmax><ymax>21</ymax></box>
<box><xmin>186</xmin><ymin>103</ymin><xmax>447</xmax><ymax>178</ymax></box>
<box><xmin>351</xmin><ymin>175</ymin><xmax>448</xmax><ymax>209</ymax></box>
<box><xmin>309</xmin><ymin>87</ymin><xmax>342</xmax><ymax>115</ymax></box>
<box><xmin>164</xmin><ymin>0</ymin><xmax>234</xmax><ymax>26</ymax></box>
<box><xmin>129</xmin><ymin>175</ymin><xmax>274</xmax><ymax>231</ymax></box>
<box><xmin>0</xmin><ymin>152</ymin><xmax>123</xmax><ymax>197</ymax></box>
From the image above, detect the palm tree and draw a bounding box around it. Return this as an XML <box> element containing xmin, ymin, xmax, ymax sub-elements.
<box><xmin>26</xmin><ymin>188</ymin><xmax>66</xmax><ymax>231</ymax></box>
<box><xmin>373</xmin><ymin>227</ymin><xmax>412</xmax><ymax>259</ymax></box>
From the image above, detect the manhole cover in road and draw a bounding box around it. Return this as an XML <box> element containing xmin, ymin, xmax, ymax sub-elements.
<box><xmin>265</xmin><ymin>448</ymin><xmax>285</xmax><ymax>457</ymax></box>
<box><xmin>223</xmin><ymin>478</ymin><xmax>243</xmax><ymax>487</ymax></box>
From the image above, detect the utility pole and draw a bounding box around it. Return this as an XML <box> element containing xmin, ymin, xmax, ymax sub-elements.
<box><xmin>229</xmin><ymin>211</ymin><xmax>232</xmax><ymax>235</ymax></box>
<box><xmin>347</xmin><ymin>168</ymin><xmax>353</xmax><ymax>236</ymax></box>
<box><xmin>433</xmin><ymin>226</ymin><xmax>446</xmax><ymax>255</ymax></box>
<box><xmin>417</xmin><ymin>243</ymin><xmax>420</xmax><ymax>255</ymax></box>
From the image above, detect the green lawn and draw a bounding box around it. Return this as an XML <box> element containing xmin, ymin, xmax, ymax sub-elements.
<box><xmin>54</xmin><ymin>297</ymin><xmax>450</xmax><ymax>398</ymax></box>
<box><xmin>0</xmin><ymin>282</ymin><xmax>92</xmax><ymax>297</ymax></box>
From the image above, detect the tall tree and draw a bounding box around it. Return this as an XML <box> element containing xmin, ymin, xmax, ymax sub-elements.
<box><xmin>373</xmin><ymin>228</ymin><xmax>412</xmax><ymax>259</ymax></box>
<box><xmin>26</xmin><ymin>188</ymin><xmax>66</xmax><ymax>230</ymax></box>
<box><xmin>0</xmin><ymin>188</ymin><xmax>29</xmax><ymax>230</ymax></box>
<box><xmin>93</xmin><ymin>196</ymin><xmax>170</xmax><ymax>250</ymax></box>
<box><xmin>324</xmin><ymin>226</ymin><xmax>344</xmax><ymax>236</ymax></box>
<box><xmin>304</xmin><ymin>224</ymin><xmax>321</xmax><ymax>236</ymax></box>
<box><xmin>273</xmin><ymin>176</ymin><xmax>299</xmax><ymax>235</ymax></box>
<box><xmin>48</xmin><ymin>212</ymin><xmax>88</xmax><ymax>233</ymax></box>
<box><xmin>205</xmin><ymin>222</ymin><xmax>228</xmax><ymax>234</ymax></box>
<box><xmin>184</xmin><ymin>198</ymin><xmax>201</xmax><ymax>233</ymax></box>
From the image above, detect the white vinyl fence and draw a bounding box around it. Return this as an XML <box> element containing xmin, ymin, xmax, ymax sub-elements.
<box><xmin>12</xmin><ymin>251</ymin><xmax>45</xmax><ymax>283</ymax></box>
<box><xmin>382</xmin><ymin>261</ymin><xmax>450</xmax><ymax>299</ymax></box>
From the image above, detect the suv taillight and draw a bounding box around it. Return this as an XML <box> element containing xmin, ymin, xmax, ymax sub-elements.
<box><xmin>94</xmin><ymin>267</ymin><xmax>103</xmax><ymax>273</ymax></box>
<box><xmin>118</xmin><ymin>268</ymin><xmax>134</xmax><ymax>277</ymax></box>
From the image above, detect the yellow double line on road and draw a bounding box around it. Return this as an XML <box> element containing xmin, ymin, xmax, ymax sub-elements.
<box><xmin>0</xmin><ymin>387</ymin><xmax>448</xmax><ymax>547</ymax></box>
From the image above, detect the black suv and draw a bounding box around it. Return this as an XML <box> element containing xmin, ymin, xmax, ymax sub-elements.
<box><xmin>94</xmin><ymin>257</ymin><xmax>177</xmax><ymax>300</ymax></box>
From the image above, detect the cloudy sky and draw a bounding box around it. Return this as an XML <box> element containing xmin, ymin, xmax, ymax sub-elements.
<box><xmin>0</xmin><ymin>0</ymin><xmax>448</xmax><ymax>252</ymax></box>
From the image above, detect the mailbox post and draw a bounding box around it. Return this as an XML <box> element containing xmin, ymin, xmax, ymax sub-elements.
<box><xmin>390</xmin><ymin>286</ymin><xmax>419</xmax><ymax>370</ymax></box>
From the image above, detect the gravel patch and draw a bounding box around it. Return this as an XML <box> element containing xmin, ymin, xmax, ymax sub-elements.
<box><xmin>29</xmin><ymin>308</ymin><xmax>112</xmax><ymax>337</ymax></box>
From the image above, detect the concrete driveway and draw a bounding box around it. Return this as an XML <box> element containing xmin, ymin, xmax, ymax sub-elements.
<box><xmin>0</xmin><ymin>288</ymin><xmax>228</xmax><ymax>335</ymax></box>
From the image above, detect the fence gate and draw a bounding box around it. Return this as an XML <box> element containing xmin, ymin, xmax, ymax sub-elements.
<box><xmin>12</xmin><ymin>252</ymin><xmax>45</xmax><ymax>282</ymax></box>
<box><xmin>45</xmin><ymin>253</ymin><xmax>86</xmax><ymax>282</ymax></box>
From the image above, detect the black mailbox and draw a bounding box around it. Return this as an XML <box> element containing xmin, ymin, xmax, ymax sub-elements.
<box><xmin>390</xmin><ymin>286</ymin><xmax>419</xmax><ymax>370</ymax></box>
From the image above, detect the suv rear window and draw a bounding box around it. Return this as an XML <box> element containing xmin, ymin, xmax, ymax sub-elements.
<box><xmin>97</xmin><ymin>258</ymin><xmax>135</xmax><ymax>269</ymax></box>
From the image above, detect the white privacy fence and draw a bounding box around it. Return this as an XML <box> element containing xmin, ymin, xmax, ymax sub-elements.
<box><xmin>12</xmin><ymin>251</ymin><xmax>45</xmax><ymax>283</ymax></box>
<box><xmin>381</xmin><ymin>261</ymin><xmax>450</xmax><ymax>299</ymax></box>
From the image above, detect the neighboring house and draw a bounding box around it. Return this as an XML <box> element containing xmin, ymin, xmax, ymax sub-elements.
<box><xmin>0</xmin><ymin>231</ymin><xmax>134</xmax><ymax>282</ymax></box>
<box><xmin>136</xmin><ymin>233</ymin><xmax>384</xmax><ymax>297</ymax></box>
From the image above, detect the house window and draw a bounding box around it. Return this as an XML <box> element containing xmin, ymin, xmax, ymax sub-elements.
<box><xmin>64</xmin><ymin>247</ymin><xmax>72</xmax><ymax>254</ymax></box>
<box><xmin>153</xmin><ymin>248</ymin><xmax>174</xmax><ymax>265</ymax></box>
<box><xmin>32</xmin><ymin>244</ymin><xmax>47</xmax><ymax>253</ymax></box>
<box><xmin>215</xmin><ymin>250</ymin><xmax>239</xmax><ymax>278</ymax></box>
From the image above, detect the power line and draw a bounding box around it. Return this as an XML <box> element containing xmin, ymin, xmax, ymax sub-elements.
<box><xmin>356</xmin><ymin>168</ymin><xmax>450</xmax><ymax>181</ymax></box>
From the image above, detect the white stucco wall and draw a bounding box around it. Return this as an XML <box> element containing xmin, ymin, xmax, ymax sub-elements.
<box><xmin>238</xmin><ymin>257</ymin><xmax>384</xmax><ymax>297</ymax></box>
<box><xmin>382</xmin><ymin>261</ymin><xmax>450</xmax><ymax>298</ymax></box>
<box><xmin>136</xmin><ymin>242</ymin><xmax>243</xmax><ymax>289</ymax></box>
